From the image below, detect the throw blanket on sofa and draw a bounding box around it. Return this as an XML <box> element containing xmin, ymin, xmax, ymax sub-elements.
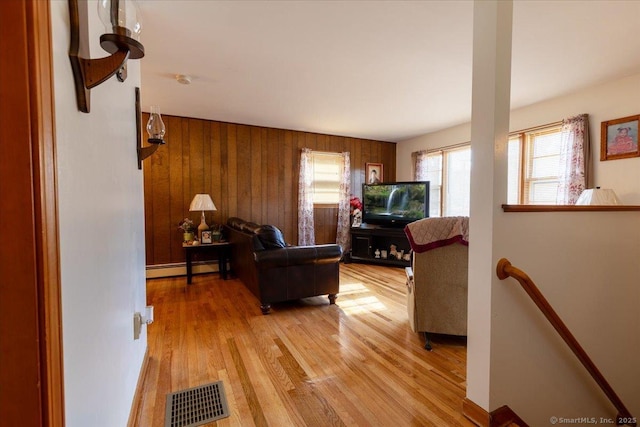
<box><xmin>404</xmin><ymin>216</ymin><xmax>469</xmax><ymax>253</ymax></box>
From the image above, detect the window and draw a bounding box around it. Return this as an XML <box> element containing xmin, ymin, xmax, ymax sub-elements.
<box><xmin>310</xmin><ymin>151</ymin><xmax>344</xmax><ymax>205</ymax></box>
<box><xmin>508</xmin><ymin>124</ymin><xmax>562</xmax><ymax>204</ymax></box>
<box><xmin>415</xmin><ymin>122</ymin><xmax>565</xmax><ymax>213</ymax></box>
<box><xmin>416</xmin><ymin>145</ymin><xmax>471</xmax><ymax>217</ymax></box>
<box><xmin>444</xmin><ymin>147</ymin><xmax>471</xmax><ymax>216</ymax></box>
<box><xmin>421</xmin><ymin>153</ymin><xmax>442</xmax><ymax>217</ymax></box>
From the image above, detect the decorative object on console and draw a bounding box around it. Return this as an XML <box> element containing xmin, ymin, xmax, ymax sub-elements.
<box><xmin>136</xmin><ymin>87</ymin><xmax>166</xmax><ymax>169</ymax></box>
<box><xmin>351</xmin><ymin>209</ymin><xmax>362</xmax><ymax>227</ymax></box>
<box><xmin>211</xmin><ymin>225</ymin><xmax>222</xmax><ymax>242</ymax></box>
<box><xmin>600</xmin><ymin>114</ymin><xmax>639</xmax><ymax>161</ymax></box>
<box><xmin>190</xmin><ymin>194</ymin><xmax>217</xmax><ymax>241</ymax></box>
<box><xmin>201</xmin><ymin>230</ymin><xmax>213</xmax><ymax>244</ymax></box>
<box><xmin>575</xmin><ymin>187</ymin><xmax>621</xmax><ymax>205</ymax></box>
<box><xmin>374</xmin><ymin>249</ymin><xmax>381</xmax><ymax>258</ymax></box>
<box><xmin>178</xmin><ymin>218</ymin><xmax>194</xmax><ymax>243</ymax></box>
<box><xmin>68</xmin><ymin>0</ymin><xmax>145</xmax><ymax>113</ymax></box>
<box><xmin>389</xmin><ymin>244</ymin><xmax>398</xmax><ymax>260</ymax></box>
<box><xmin>350</xmin><ymin>196</ymin><xmax>363</xmax><ymax>228</ymax></box>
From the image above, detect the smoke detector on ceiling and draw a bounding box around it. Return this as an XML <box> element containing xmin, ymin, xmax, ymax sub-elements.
<box><xmin>175</xmin><ymin>74</ymin><xmax>192</xmax><ymax>85</ymax></box>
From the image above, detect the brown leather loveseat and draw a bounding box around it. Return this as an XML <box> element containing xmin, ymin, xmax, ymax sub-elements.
<box><xmin>225</xmin><ymin>217</ymin><xmax>342</xmax><ymax>314</ymax></box>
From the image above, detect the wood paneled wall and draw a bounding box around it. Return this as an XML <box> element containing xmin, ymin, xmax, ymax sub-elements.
<box><xmin>143</xmin><ymin>114</ymin><xmax>397</xmax><ymax>265</ymax></box>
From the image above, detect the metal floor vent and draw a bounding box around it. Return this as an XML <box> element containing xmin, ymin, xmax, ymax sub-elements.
<box><xmin>165</xmin><ymin>381</ymin><xmax>230</xmax><ymax>427</ymax></box>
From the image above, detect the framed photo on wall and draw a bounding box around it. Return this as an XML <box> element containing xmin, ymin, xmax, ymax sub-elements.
<box><xmin>201</xmin><ymin>230</ymin><xmax>213</xmax><ymax>244</ymax></box>
<box><xmin>601</xmin><ymin>114</ymin><xmax>640</xmax><ymax>161</ymax></box>
<box><xmin>366</xmin><ymin>163</ymin><xmax>384</xmax><ymax>184</ymax></box>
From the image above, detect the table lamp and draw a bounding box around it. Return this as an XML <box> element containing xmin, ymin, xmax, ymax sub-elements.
<box><xmin>189</xmin><ymin>194</ymin><xmax>217</xmax><ymax>240</ymax></box>
<box><xmin>575</xmin><ymin>187</ymin><xmax>621</xmax><ymax>205</ymax></box>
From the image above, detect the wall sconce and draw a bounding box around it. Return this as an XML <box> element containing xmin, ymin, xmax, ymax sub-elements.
<box><xmin>68</xmin><ymin>0</ymin><xmax>145</xmax><ymax>113</ymax></box>
<box><xmin>136</xmin><ymin>87</ymin><xmax>165</xmax><ymax>169</ymax></box>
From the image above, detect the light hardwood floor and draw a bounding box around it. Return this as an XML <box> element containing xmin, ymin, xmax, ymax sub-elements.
<box><xmin>136</xmin><ymin>263</ymin><xmax>472</xmax><ymax>427</ymax></box>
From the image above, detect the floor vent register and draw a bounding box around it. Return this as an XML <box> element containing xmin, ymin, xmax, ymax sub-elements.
<box><xmin>165</xmin><ymin>381</ymin><xmax>230</xmax><ymax>427</ymax></box>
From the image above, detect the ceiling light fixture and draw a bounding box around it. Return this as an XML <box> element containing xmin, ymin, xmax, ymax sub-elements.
<box><xmin>176</xmin><ymin>74</ymin><xmax>192</xmax><ymax>85</ymax></box>
<box><xmin>69</xmin><ymin>0</ymin><xmax>145</xmax><ymax>113</ymax></box>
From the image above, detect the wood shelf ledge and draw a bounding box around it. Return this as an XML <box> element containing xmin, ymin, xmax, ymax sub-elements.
<box><xmin>502</xmin><ymin>204</ymin><xmax>640</xmax><ymax>212</ymax></box>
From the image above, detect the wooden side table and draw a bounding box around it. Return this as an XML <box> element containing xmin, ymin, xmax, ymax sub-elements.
<box><xmin>183</xmin><ymin>241</ymin><xmax>230</xmax><ymax>284</ymax></box>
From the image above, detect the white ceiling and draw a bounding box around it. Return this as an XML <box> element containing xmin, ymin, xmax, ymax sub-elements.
<box><xmin>138</xmin><ymin>0</ymin><xmax>640</xmax><ymax>142</ymax></box>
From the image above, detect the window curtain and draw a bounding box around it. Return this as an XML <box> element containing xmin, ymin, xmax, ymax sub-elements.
<box><xmin>414</xmin><ymin>150</ymin><xmax>429</xmax><ymax>180</ymax></box>
<box><xmin>336</xmin><ymin>152</ymin><xmax>351</xmax><ymax>253</ymax></box>
<box><xmin>298</xmin><ymin>148</ymin><xmax>315</xmax><ymax>245</ymax></box>
<box><xmin>557</xmin><ymin>114</ymin><xmax>591</xmax><ymax>204</ymax></box>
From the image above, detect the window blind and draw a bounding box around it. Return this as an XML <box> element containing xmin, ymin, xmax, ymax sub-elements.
<box><xmin>311</xmin><ymin>152</ymin><xmax>344</xmax><ymax>205</ymax></box>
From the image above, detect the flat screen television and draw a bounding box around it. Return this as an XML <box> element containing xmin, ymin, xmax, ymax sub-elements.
<box><xmin>362</xmin><ymin>181</ymin><xmax>430</xmax><ymax>227</ymax></box>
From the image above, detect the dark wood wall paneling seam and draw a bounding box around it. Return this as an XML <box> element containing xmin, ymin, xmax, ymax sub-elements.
<box><xmin>142</xmin><ymin>114</ymin><xmax>397</xmax><ymax>265</ymax></box>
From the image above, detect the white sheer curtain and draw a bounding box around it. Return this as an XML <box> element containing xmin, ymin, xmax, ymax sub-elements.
<box><xmin>414</xmin><ymin>150</ymin><xmax>429</xmax><ymax>180</ymax></box>
<box><xmin>336</xmin><ymin>151</ymin><xmax>351</xmax><ymax>253</ymax></box>
<box><xmin>298</xmin><ymin>148</ymin><xmax>315</xmax><ymax>245</ymax></box>
<box><xmin>557</xmin><ymin>114</ymin><xmax>591</xmax><ymax>204</ymax></box>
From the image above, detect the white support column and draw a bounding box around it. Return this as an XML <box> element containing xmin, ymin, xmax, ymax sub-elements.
<box><xmin>466</xmin><ymin>0</ymin><xmax>513</xmax><ymax>411</ymax></box>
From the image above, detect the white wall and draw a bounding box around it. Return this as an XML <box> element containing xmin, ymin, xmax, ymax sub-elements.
<box><xmin>397</xmin><ymin>72</ymin><xmax>640</xmax><ymax>204</ymax></box>
<box><xmin>51</xmin><ymin>1</ymin><xmax>147</xmax><ymax>426</ymax></box>
<box><xmin>491</xmin><ymin>211</ymin><xmax>640</xmax><ymax>425</ymax></box>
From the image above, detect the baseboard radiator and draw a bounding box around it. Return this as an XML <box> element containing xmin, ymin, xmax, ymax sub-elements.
<box><xmin>146</xmin><ymin>261</ymin><xmax>225</xmax><ymax>279</ymax></box>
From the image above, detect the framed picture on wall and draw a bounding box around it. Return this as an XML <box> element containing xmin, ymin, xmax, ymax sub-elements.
<box><xmin>366</xmin><ymin>163</ymin><xmax>384</xmax><ymax>184</ymax></box>
<box><xmin>601</xmin><ymin>114</ymin><xmax>640</xmax><ymax>161</ymax></box>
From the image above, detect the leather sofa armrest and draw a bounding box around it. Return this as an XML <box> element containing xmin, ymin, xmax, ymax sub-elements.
<box><xmin>254</xmin><ymin>244</ymin><xmax>342</xmax><ymax>269</ymax></box>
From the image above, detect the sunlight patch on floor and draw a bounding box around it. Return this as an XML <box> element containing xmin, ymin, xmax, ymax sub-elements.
<box><xmin>338</xmin><ymin>281</ymin><xmax>387</xmax><ymax>314</ymax></box>
<box><xmin>338</xmin><ymin>282</ymin><xmax>369</xmax><ymax>294</ymax></box>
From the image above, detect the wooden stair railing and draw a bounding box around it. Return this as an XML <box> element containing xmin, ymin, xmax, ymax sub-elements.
<box><xmin>496</xmin><ymin>258</ymin><xmax>637</xmax><ymax>427</ymax></box>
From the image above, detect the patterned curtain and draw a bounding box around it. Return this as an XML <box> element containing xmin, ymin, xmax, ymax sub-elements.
<box><xmin>557</xmin><ymin>114</ymin><xmax>591</xmax><ymax>204</ymax></box>
<box><xmin>336</xmin><ymin>151</ymin><xmax>351</xmax><ymax>253</ymax></box>
<box><xmin>414</xmin><ymin>150</ymin><xmax>429</xmax><ymax>180</ymax></box>
<box><xmin>298</xmin><ymin>148</ymin><xmax>315</xmax><ymax>245</ymax></box>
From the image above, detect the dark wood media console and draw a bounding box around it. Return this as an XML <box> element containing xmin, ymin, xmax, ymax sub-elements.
<box><xmin>350</xmin><ymin>225</ymin><xmax>411</xmax><ymax>267</ymax></box>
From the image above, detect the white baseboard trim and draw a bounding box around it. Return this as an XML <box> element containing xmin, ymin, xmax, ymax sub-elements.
<box><xmin>145</xmin><ymin>261</ymin><xmax>222</xmax><ymax>279</ymax></box>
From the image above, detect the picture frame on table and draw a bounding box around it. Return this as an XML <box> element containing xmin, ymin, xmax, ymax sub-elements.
<box><xmin>366</xmin><ymin>162</ymin><xmax>384</xmax><ymax>184</ymax></box>
<box><xmin>201</xmin><ymin>230</ymin><xmax>213</xmax><ymax>244</ymax></box>
<box><xmin>600</xmin><ymin>114</ymin><xmax>640</xmax><ymax>161</ymax></box>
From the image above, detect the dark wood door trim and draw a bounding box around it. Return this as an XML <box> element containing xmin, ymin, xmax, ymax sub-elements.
<box><xmin>0</xmin><ymin>1</ymin><xmax>64</xmax><ymax>426</ymax></box>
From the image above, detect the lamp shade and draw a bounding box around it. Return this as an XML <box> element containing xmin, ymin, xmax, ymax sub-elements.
<box><xmin>189</xmin><ymin>194</ymin><xmax>216</xmax><ymax>211</ymax></box>
<box><xmin>575</xmin><ymin>188</ymin><xmax>621</xmax><ymax>205</ymax></box>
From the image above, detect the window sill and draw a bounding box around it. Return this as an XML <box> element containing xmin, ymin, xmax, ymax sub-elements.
<box><xmin>502</xmin><ymin>204</ymin><xmax>640</xmax><ymax>212</ymax></box>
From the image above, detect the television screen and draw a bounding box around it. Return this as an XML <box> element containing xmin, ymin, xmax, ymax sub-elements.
<box><xmin>362</xmin><ymin>181</ymin><xmax>429</xmax><ymax>227</ymax></box>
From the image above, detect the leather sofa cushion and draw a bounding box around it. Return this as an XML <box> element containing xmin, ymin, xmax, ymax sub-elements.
<box><xmin>256</xmin><ymin>225</ymin><xmax>286</xmax><ymax>249</ymax></box>
<box><xmin>227</xmin><ymin>217</ymin><xmax>245</xmax><ymax>230</ymax></box>
<box><xmin>240</xmin><ymin>221</ymin><xmax>261</xmax><ymax>234</ymax></box>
